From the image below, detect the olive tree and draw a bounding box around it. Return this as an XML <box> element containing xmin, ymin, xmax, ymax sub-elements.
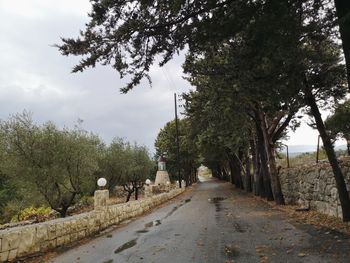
<box><xmin>1</xmin><ymin>112</ymin><xmax>102</xmax><ymax>217</ymax></box>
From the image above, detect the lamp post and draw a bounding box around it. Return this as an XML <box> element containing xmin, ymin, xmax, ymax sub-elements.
<box><xmin>94</xmin><ymin>178</ymin><xmax>109</xmax><ymax>210</ymax></box>
<box><xmin>145</xmin><ymin>179</ymin><xmax>152</xmax><ymax>197</ymax></box>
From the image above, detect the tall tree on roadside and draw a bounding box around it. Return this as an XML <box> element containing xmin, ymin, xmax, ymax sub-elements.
<box><xmin>155</xmin><ymin>119</ymin><xmax>199</xmax><ymax>185</ymax></box>
<box><xmin>333</xmin><ymin>0</ymin><xmax>350</xmax><ymax>88</ymax></box>
<box><xmin>325</xmin><ymin>100</ymin><xmax>350</xmax><ymax>155</ymax></box>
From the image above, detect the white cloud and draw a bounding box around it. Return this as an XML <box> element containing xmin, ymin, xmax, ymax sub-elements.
<box><xmin>0</xmin><ymin>0</ymin><xmax>91</xmax><ymax>19</ymax></box>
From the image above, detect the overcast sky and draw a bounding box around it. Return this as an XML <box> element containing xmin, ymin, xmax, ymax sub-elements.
<box><xmin>0</xmin><ymin>1</ymin><xmax>345</xmax><ymax>153</ymax></box>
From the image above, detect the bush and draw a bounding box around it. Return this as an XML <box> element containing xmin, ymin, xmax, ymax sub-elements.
<box><xmin>11</xmin><ymin>205</ymin><xmax>52</xmax><ymax>223</ymax></box>
<box><xmin>77</xmin><ymin>196</ymin><xmax>94</xmax><ymax>207</ymax></box>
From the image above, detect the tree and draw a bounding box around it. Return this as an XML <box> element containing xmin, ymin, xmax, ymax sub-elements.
<box><xmin>0</xmin><ymin>173</ymin><xmax>16</xmax><ymax>221</ymax></box>
<box><xmin>155</xmin><ymin>119</ymin><xmax>199</xmax><ymax>186</ymax></box>
<box><xmin>56</xmin><ymin>0</ymin><xmax>256</xmax><ymax>92</ymax></box>
<box><xmin>57</xmin><ymin>0</ymin><xmax>350</xmax><ymax>220</ymax></box>
<box><xmin>98</xmin><ymin>138</ymin><xmax>131</xmax><ymax>192</ymax></box>
<box><xmin>325</xmin><ymin>100</ymin><xmax>350</xmax><ymax>155</ymax></box>
<box><xmin>120</xmin><ymin>143</ymin><xmax>154</xmax><ymax>202</ymax></box>
<box><xmin>333</xmin><ymin>0</ymin><xmax>350</xmax><ymax>89</ymax></box>
<box><xmin>1</xmin><ymin>112</ymin><xmax>101</xmax><ymax>217</ymax></box>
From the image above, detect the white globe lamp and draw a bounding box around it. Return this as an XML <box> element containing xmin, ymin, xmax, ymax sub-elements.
<box><xmin>97</xmin><ymin>178</ymin><xmax>107</xmax><ymax>188</ymax></box>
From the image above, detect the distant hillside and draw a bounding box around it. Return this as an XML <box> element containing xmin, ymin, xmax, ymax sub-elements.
<box><xmin>279</xmin><ymin>144</ymin><xmax>347</xmax><ymax>157</ymax></box>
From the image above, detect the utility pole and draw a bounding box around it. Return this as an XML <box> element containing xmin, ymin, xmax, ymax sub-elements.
<box><xmin>281</xmin><ymin>143</ymin><xmax>290</xmax><ymax>168</ymax></box>
<box><xmin>174</xmin><ymin>93</ymin><xmax>182</xmax><ymax>188</ymax></box>
<box><xmin>316</xmin><ymin>135</ymin><xmax>321</xmax><ymax>164</ymax></box>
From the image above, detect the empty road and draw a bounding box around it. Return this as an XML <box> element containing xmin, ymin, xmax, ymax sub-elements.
<box><xmin>49</xmin><ymin>178</ymin><xmax>350</xmax><ymax>263</ymax></box>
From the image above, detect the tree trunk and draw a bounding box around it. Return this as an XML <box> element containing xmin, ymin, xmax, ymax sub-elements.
<box><xmin>258</xmin><ymin>109</ymin><xmax>285</xmax><ymax>205</ymax></box>
<box><xmin>237</xmin><ymin>149</ymin><xmax>245</xmax><ymax>190</ymax></box>
<box><xmin>126</xmin><ymin>191</ymin><xmax>133</xmax><ymax>202</ymax></box>
<box><xmin>245</xmin><ymin>154</ymin><xmax>252</xmax><ymax>192</ymax></box>
<box><xmin>222</xmin><ymin>166</ymin><xmax>228</xmax><ymax>181</ymax></box>
<box><xmin>227</xmin><ymin>151</ymin><xmax>243</xmax><ymax>188</ymax></box>
<box><xmin>305</xmin><ymin>87</ymin><xmax>350</xmax><ymax>221</ymax></box>
<box><xmin>135</xmin><ymin>187</ymin><xmax>139</xmax><ymax>200</ymax></box>
<box><xmin>250</xmin><ymin>138</ymin><xmax>259</xmax><ymax>195</ymax></box>
<box><xmin>334</xmin><ymin>0</ymin><xmax>350</xmax><ymax>91</ymax></box>
<box><xmin>214</xmin><ymin>163</ymin><xmax>222</xmax><ymax>179</ymax></box>
<box><xmin>228</xmin><ymin>159</ymin><xmax>235</xmax><ymax>185</ymax></box>
<box><xmin>255</xmin><ymin>116</ymin><xmax>274</xmax><ymax>201</ymax></box>
<box><xmin>58</xmin><ymin>207</ymin><xmax>68</xmax><ymax>218</ymax></box>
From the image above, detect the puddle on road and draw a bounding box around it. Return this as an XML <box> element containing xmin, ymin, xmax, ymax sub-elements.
<box><xmin>208</xmin><ymin>197</ymin><xmax>226</xmax><ymax>212</ymax></box>
<box><xmin>165</xmin><ymin>197</ymin><xmax>192</xmax><ymax>219</ymax></box>
<box><xmin>208</xmin><ymin>197</ymin><xmax>226</xmax><ymax>202</ymax></box>
<box><xmin>136</xmin><ymin>229</ymin><xmax>149</xmax><ymax>233</ymax></box>
<box><xmin>134</xmin><ymin>197</ymin><xmax>192</xmax><ymax>236</ymax></box>
<box><xmin>114</xmin><ymin>239</ymin><xmax>137</xmax><ymax>254</ymax></box>
<box><xmin>102</xmin><ymin>260</ymin><xmax>113</xmax><ymax>263</ymax></box>
<box><xmin>165</xmin><ymin>206</ymin><xmax>178</xmax><ymax>218</ymax></box>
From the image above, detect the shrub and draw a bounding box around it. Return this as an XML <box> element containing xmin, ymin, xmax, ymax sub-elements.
<box><xmin>11</xmin><ymin>205</ymin><xmax>52</xmax><ymax>223</ymax></box>
<box><xmin>77</xmin><ymin>196</ymin><xmax>94</xmax><ymax>207</ymax></box>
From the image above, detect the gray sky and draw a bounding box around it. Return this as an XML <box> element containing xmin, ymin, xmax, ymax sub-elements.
<box><xmin>0</xmin><ymin>1</ymin><xmax>345</xmax><ymax>153</ymax></box>
<box><xmin>0</xmin><ymin>0</ymin><xmax>191</xmax><ymax>153</ymax></box>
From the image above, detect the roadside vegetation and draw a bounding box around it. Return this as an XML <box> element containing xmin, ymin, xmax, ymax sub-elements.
<box><xmin>0</xmin><ymin>112</ymin><xmax>155</xmax><ymax>224</ymax></box>
<box><xmin>57</xmin><ymin>0</ymin><xmax>350</xmax><ymax>221</ymax></box>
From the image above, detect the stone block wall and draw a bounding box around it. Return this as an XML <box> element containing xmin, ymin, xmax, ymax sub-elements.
<box><xmin>0</xmin><ymin>188</ymin><xmax>185</xmax><ymax>262</ymax></box>
<box><xmin>279</xmin><ymin>157</ymin><xmax>350</xmax><ymax>218</ymax></box>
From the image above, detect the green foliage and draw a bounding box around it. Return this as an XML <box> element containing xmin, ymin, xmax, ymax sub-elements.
<box><xmin>0</xmin><ymin>112</ymin><xmax>102</xmax><ymax>218</ymax></box>
<box><xmin>11</xmin><ymin>205</ymin><xmax>52</xmax><ymax>223</ymax></box>
<box><xmin>77</xmin><ymin>196</ymin><xmax>94</xmax><ymax>207</ymax></box>
<box><xmin>155</xmin><ymin>119</ymin><xmax>199</xmax><ymax>183</ymax></box>
<box><xmin>0</xmin><ymin>112</ymin><xmax>154</xmax><ymax>222</ymax></box>
<box><xmin>326</xmin><ymin>100</ymin><xmax>350</xmax><ymax>142</ymax></box>
<box><xmin>0</xmin><ymin>174</ymin><xmax>16</xmax><ymax>219</ymax></box>
<box><xmin>57</xmin><ymin>0</ymin><xmax>258</xmax><ymax>92</ymax></box>
<box><xmin>98</xmin><ymin>138</ymin><xmax>154</xmax><ymax>192</ymax></box>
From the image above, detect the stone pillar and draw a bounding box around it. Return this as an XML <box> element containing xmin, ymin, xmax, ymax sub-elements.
<box><xmin>94</xmin><ymin>189</ymin><xmax>109</xmax><ymax>211</ymax></box>
<box><xmin>144</xmin><ymin>185</ymin><xmax>152</xmax><ymax>198</ymax></box>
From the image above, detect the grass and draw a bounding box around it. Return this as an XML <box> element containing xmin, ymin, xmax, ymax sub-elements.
<box><xmin>277</xmin><ymin>149</ymin><xmax>349</xmax><ymax>168</ymax></box>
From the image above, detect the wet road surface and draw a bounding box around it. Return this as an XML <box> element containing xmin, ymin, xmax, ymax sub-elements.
<box><xmin>49</xmin><ymin>178</ymin><xmax>350</xmax><ymax>263</ymax></box>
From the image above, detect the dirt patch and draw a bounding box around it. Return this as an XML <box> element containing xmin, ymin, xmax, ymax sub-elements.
<box><xmin>225</xmin><ymin>244</ymin><xmax>240</xmax><ymax>259</ymax></box>
<box><xmin>267</xmin><ymin>201</ymin><xmax>350</xmax><ymax>236</ymax></box>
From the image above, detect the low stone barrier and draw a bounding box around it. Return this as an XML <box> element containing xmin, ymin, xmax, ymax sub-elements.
<box><xmin>279</xmin><ymin>157</ymin><xmax>350</xmax><ymax>218</ymax></box>
<box><xmin>0</xmin><ymin>188</ymin><xmax>185</xmax><ymax>262</ymax></box>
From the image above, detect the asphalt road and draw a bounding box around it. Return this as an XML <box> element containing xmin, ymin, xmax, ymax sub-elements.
<box><xmin>49</xmin><ymin>178</ymin><xmax>350</xmax><ymax>263</ymax></box>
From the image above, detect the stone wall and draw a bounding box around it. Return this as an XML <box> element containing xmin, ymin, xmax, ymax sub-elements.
<box><xmin>279</xmin><ymin>157</ymin><xmax>350</xmax><ymax>218</ymax></box>
<box><xmin>0</xmin><ymin>188</ymin><xmax>185</xmax><ymax>262</ymax></box>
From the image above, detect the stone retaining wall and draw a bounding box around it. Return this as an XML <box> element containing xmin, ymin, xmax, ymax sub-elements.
<box><xmin>279</xmin><ymin>157</ymin><xmax>350</xmax><ymax>218</ymax></box>
<box><xmin>0</xmin><ymin>188</ymin><xmax>185</xmax><ymax>262</ymax></box>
